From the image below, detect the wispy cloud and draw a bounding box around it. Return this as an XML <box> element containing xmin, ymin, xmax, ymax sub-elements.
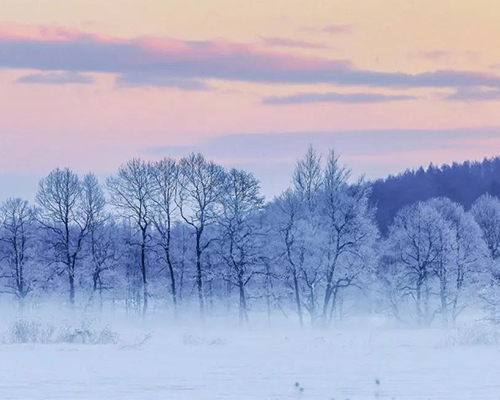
<box><xmin>260</xmin><ymin>37</ymin><xmax>328</xmax><ymax>49</ymax></box>
<box><xmin>323</xmin><ymin>24</ymin><xmax>353</xmax><ymax>34</ymax></box>
<box><xmin>415</xmin><ymin>50</ymin><xmax>480</xmax><ymax>63</ymax></box>
<box><xmin>116</xmin><ymin>74</ymin><xmax>210</xmax><ymax>90</ymax></box>
<box><xmin>445</xmin><ymin>88</ymin><xmax>500</xmax><ymax>101</ymax></box>
<box><xmin>2</xmin><ymin>23</ymin><xmax>500</xmax><ymax>90</ymax></box>
<box><xmin>15</xmin><ymin>71</ymin><xmax>94</xmax><ymax>84</ymax></box>
<box><xmin>262</xmin><ymin>91</ymin><xmax>417</xmax><ymax>105</ymax></box>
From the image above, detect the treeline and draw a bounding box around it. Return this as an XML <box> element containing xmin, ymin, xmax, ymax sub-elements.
<box><xmin>371</xmin><ymin>156</ymin><xmax>500</xmax><ymax>234</ymax></box>
<box><xmin>1</xmin><ymin>148</ymin><xmax>499</xmax><ymax>327</ymax></box>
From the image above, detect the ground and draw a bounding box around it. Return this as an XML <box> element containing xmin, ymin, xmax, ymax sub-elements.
<box><xmin>0</xmin><ymin>313</ymin><xmax>499</xmax><ymax>400</ymax></box>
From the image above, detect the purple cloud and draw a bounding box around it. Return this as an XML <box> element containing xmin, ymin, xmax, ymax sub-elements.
<box><xmin>16</xmin><ymin>71</ymin><xmax>94</xmax><ymax>84</ymax></box>
<box><xmin>262</xmin><ymin>92</ymin><xmax>417</xmax><ymax>105</ymax></box>
<box><xmin>2</xmin><ymin>25</ymin><xmax>500</xmax><ymax>90</ymax></box>
<box><xmin>116</xmin><ymin>74</ymin><xmax>210</xmax><ymax>90</ymax></box>
<box><xmin>445</xmin><ymin>88</ymin><xmax>500</xmax><ymax>101</ymax></box>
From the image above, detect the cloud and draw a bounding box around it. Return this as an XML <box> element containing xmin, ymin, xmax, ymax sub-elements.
<box><xmin>0</xmin><ymin>22</ymin><xmax>112</xmax><ymax>42</ymax></box>
<box><xmin>445</xmin><ymin>88</ymin><xmax>500</xmax><ymax>101</ymax></box>
<box><xmin>415</xmin><ymin>50</ymin><xmax>480</xmax><ymax>63</ymax></box>
<box><xmin>2</xmin><ymin>23</ymin><xmax>500</xmax><ymax>90</ymax></box>
<box><xmin>116</xmin><ymin>74</ymin><xmax>210</xmax><ymax>90</ymax></box>
<box><xmin>260</xmin><ymin>37</ymin><xmax>328</xmax><ymax>49</ymax></box>
<box><xmin>323</xmin><ymin>24</ymin><xmax>353</xmax><ymax>34</ymax></box>
<box><xmin>262</xmin><ymin>91</ymin><xmax>417</xmax><ymax>105</ymax></box>
<box><xmin>15</xmin><ymin>71</ymin><xmax>94</xmax><ymax>84</ymax></box>
<box><xmin>417</xmin><ymin>50</ymin><xmax>451</xmax><ymax>60</ymax></box>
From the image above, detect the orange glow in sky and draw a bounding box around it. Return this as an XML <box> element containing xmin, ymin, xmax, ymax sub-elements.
<box><xmin>1</xmin><ymin>0</ymin><xmax>500</xmax><ymax>198</ymax></box>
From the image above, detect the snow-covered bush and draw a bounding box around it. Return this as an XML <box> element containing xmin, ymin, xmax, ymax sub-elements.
<box><xmin>2</xmin><ymin>319</ymin><xmax>119</xmax><ymax>345</ymax></box>
<box><xmin>442</xmin><ymin>324</ymin><xmax>500</xmax><ymax>347</ymax></box>
<box><xmin>56</xmin><ymin>323</ymin><xmax>119</xmax><ymax>345</ymax></box>
<box><xmin>3</xmin><ymin>319</ymin><xmax>56</xmax><ymax>344</ymax></box>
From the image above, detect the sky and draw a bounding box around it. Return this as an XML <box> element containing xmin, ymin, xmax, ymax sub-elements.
<box><xmin>1</xmin><ymin>0</ymin><xmax>500</xmax><ymax>200</ymax></box>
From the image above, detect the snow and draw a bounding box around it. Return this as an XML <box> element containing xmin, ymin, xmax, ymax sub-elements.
<box><xmin>0</xmin><ymin>313</ymin><xmax>499</xmax><ymax>400</ymax></box>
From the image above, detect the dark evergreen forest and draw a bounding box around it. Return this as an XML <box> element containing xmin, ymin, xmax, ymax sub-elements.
<box><xmin>371</xmin><ymin>156</ymin><xmax>500</xmax><ymax>234</ymax></box>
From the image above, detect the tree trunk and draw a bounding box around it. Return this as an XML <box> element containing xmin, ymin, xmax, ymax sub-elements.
<box><xmin>195</xmin><ymin>229</ymin><xmax>205</xmax><ymax>320</ymax></box>
<box><xmin>69</xmin><ymin>268</ymin><xmax>75</xmax><ymax>306</ymax></box>
<box><xmin>141</xmin><ymin>228</ymin><xmax>148</xmax><ymax>316</ymax></box>
<box><xmin>293</xmin><ymin>270</ymin><xmax>304</xmax><ymax>328</ymax></box>
<box><xmin>322</xmin><ymin>253</ymin><xmax>339</xmax><ymax>325</ymax></box>
<box><xmin>416</xmin><ymin>278</ymin><xmax>423</xmax><ymax>326</ymax></box>
<box><xmin>265</xmin><ymin>264</ymin><xmax>272</xmax><ymax>327</ymax></box>
<box><xmin>439</xmin><ymin>273</ymin><xmax>449</xmax><ymax>326</ymax></box>
<box><xmin>238</xmin><ymin>274</ymin><xmax>249</xmax><ymax>327</ymax></box>
<box><xmin>165</xmin><ymin>244</ymin><xmax>178</xmax><ymax>318</ymax></box>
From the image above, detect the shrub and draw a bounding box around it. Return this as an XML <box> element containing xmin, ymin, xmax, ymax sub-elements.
<box><xmin>4</xmin><ymin>319</ymin><xmax>55</xmax><ymax>344</ymax></box>
<box><xmin>2</xmin><ymin>318</ymin><xmax>119</xmax><ymax>345</ymax></box>
<box><xmin>443</xmin><ymin>324</ymin><xmax>500</xmax><ymax>347</ymax></box>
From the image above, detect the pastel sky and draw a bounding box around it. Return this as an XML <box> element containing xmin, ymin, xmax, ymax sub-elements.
<box><xmin>1</xmin><ymin>0</ymin><xmax>500</xmax><ymax>200</ymax></box>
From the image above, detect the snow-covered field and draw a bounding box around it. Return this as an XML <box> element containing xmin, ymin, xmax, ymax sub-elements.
<box><xmin>0</xmin><ymin>312</ymin><xmax>499</xmax><ymax>400</ymax></box>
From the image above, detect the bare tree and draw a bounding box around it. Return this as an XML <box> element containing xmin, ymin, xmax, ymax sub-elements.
<box><xmin>471</xmin><ymin>194</ymin><xmax>500</xmax><ymax>264</ymax></box>
<box><xmin>293</xmin><ymin>145</ymin><xmax>323</xmax><ymax>209</ymax></box>
<box><xmin>177</xmin><ymin>153</ymin><xmax>226</xmax><ymax>319</ymax></box>
<box><xmin>386</xmin><ymin>202</ymin><xmax>448</xmax><ymax>326</ymax></box>
<box><xmin>81</xmin><ymin>173</ymin><xmax>115</xmax><ymax>308</ymax></box>
<box><xmin>471</xmin><ymin>194</ymin><xmax>500</xmax><ymax>323</ymax></box>
<box><xmin>149</xmin><ymin>158</ymin><xmax>180</xmax><ymax>317</ymax></box>
<box><xmin>428</xmin><ymin>198</ymin><xmax>486</xmax><ymax>324</ymax></box>
<box><xmin>292</xmin><ymin>147</ymin><xmax>325</xmax><ymax>325</ymax></box>
<box><xmin>271</xmin><ymin>189</ymin><xmax>307</xmax><ymax>328</ymax></box>
<box><xmin>107</xmin><ymin>159</ymin><xmax>153</xmax><ymax>315</ymax></box>
<box><xmin>0</xmin><ymin>198</ymin><xmax>36</xmax><ymax>308</ymax></box>
<box><xmin>219</xmin><ymin>168</ymin><xmax>264</xmax><ymax>326</ymax></box>
<box><xmin>36</xmin><ymin>168</ymin><xmax>90</xmax><ymax>306</ymax></box>
<box><xmin>319</xmin><ymin>150</ymin><xmax>376</xmax><ymax>325</ymax></box>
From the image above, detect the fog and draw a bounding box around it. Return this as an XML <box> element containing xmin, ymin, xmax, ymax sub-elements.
<box><xmin>1</xmin><ymin>303</ymin><xmax>498</xmax><ymax>400</ymax></box>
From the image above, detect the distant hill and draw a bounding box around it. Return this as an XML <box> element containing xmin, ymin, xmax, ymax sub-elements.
<box><xmin>370</xmin><ymin>156</ymin><xmax>500</xmax><ymax>234</ymax></box>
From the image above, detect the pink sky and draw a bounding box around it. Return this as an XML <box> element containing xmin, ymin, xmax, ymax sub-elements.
<box><xmin>1</xmin><ymin>0</ymin><xmax>500</xmax><ymax>199</ymax></box>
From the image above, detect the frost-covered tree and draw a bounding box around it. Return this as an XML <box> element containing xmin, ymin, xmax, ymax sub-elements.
<box><xmin>293</xmin><ymin>145</ymin><xmax>323</xmax><ymax>210</ymax></box>
<box><xmin>107</xmin><ymin>159</ymin><xmax>153</xmax><ymax>315</ymax></box>
<box><xmin>81</xmin><ymin>173</ymin><xmax>115</xmax><ymax>307</ymax></box>
<box><xmin>318</xmin><ymin>151</ymin><xmax>377</xmax><ymax>325</ymax></box>
<box><xmin>219</xmin><ymin>168</ymin><xmax>264</xmax><ymax>326</ymax></box>
<box><xmin>385</xmin><ymin>202</ymin><xmax>450</xmax><ymax>325</ymax></box>
<box><xmin>269</xmin><ymin>189</ymin><xmax>310</xmax><ymax>328</ymax></box>
<box><xmin>0</xmin><ymin>198</ymin><xmax>37</xmax><ymax>308</ymax></box>
<box><xmin>149</xmin><ymin>158</ymin><xmax>180</xmax><ymax>316</ymax></box>
<box><xmin>178</xmin><ymin>153</ymin><xmax>226</xmax><ymax>318</ymax></box>
<box><xmin>36</xmin><ymin>168</ymin><xmax>91</xmax><ymax>306</ymax></box>
<box><xmin>471</xmin><ymin>194</ymin><xmax>500</xmax><ymax>268</ymax></box>
<box><xmin>427</xmin><ymin>198</ymin><xmax>486</xmax><ymax>323</ymax></box>
<box><xmin>291</xmin><ymin>148</ymin><xmax>325</xmax><ymax>325</ymax></box>
<box><xmin>471</xmin><ymin>194</ymin><xmax>500</xmax><ymax>323</ymax></box>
